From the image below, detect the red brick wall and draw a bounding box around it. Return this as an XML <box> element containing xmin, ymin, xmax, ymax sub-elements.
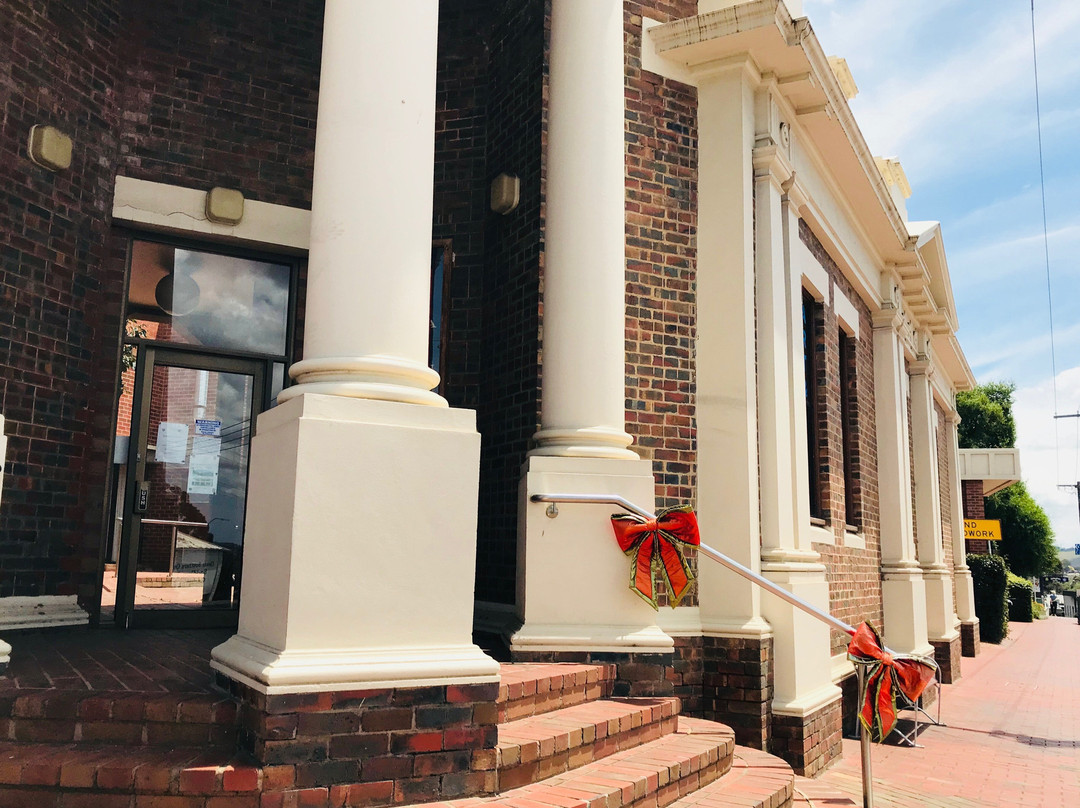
<box><xmin>0</xmin><ymin>0</ymin><xmax>125</xmax><ymax>600</ymax></box>
<box><xmin>473</xmin><ymin>0</ymin><xmax>546</xmax><ymax>605</ymax></box>
<box><xmin>116</xmin><ymin>2</ymin><xmax>321</xmax><ymax>210</ymax></box>
<box><xmin>799</xmin><ymin>222</ymin><xmax>883</xmax><ymax>656</ymax></box>
<box><xmin>622</xmin><ymin>3</ymin><xmax>699</xmax><ymax>605</ymax></box>
<box><xmin>0</xmin><ymin>0</ymin><xmax>321</xmax><ymax>604</ymax></box>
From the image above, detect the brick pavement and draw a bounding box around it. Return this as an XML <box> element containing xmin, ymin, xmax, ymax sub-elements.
<box><xmin>804</xmin><ymin>616</ymin><xmax>1080</xmax><ymax>807</ymax></box>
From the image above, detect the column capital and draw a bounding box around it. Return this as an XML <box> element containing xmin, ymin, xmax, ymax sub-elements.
<box><xmin>908</xmin><ymin>357</ymin><xmax>933</xmax><ymax>379</ymax></box>
<box><xmin>872</xmin><ymin>305</ymin><xmax>904</xmax><ymax>331</ymax></box>
<box><xmin>752</xmin><ymin>143</ymin><xmax>794</xmax><ymax>188</ymax></box>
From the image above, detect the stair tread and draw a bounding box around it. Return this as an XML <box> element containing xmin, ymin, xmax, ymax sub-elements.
<box><xmin>498</xmin><ymin>663</ymin><xmax>617</xmax><ymax>723</ymax></box>
<box><xmin>500</xmin><ymin>697</ymin><xmax>679</xmax><ymax>747</ymax></box>
<box><xmin>430</xmin><ymin>716</ymin><xmax>735</xmax><ymax>808</ymax></box>
<box><xmin>0</xmin><ymin>688</ymin><xmax>237</xmax><ymax>724</ymax></box>
<box><xmin>0</xmin><ymin>741</ymin><xmax>258</xmax><ymax>793</ymax></box>
<box><xmin>670</xmin><ymin>745</ymin><xmax>794</xmax><ymax>808</ymax></box>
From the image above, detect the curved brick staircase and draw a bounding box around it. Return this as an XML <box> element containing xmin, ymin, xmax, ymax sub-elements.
<box><xmin>0</xmin><ymin>645</ymin><xmax>796</xmax><ymax>808</ymax></box>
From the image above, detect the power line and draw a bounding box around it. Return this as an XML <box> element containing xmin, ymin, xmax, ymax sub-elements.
<box><xmin>1030</xmin><ymin>0</ymin><xmax>1063</xmax><ymax>485</ymax></box>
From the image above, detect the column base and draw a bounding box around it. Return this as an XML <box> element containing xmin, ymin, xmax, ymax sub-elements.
<box><xmin>218</xmin><ymin>675</ymin><xmax>499</xmax><ymax>802</ymax></box>
<box><xmin>702</xmin><ymin>633</ymin><xmax>774</xmax><ymax>750</ymax></box>
<box><xmin>929</xmin><ymin>635</ymin><xmax>962</xmax><ymax>684</ymax></box>
<box><xmin>881</xmin><ymin>564</ymin><xmax>933</xmax><ymax>657</ymax></box>
<box><xmin>760</xmin><ymin>561</ymin><xmax>839</xmax><ymax>717</ymax></box>
<box><xmin>960</xmin><ymin>621</ymin><xmax>981</xmax><ymax>657</ymax></box>
<box><xmin>771</xmin><ymin>691</ymin><xmax>843</xmax><ymax>777</ymax></box>
<box><xmin>212</xmin><ymin>394</ymin><xmax>499</xmax><ymax>695</ymax></box>
<box><xmin>212</xmin><ymin>635</ymin><xmax>501</xmax><ymax>695</ymax></box>
<box><xmin>921</xmin><ymin>565</ymin><xmax>958</xmax><ymax>643</ymax></box>
<box><xmin>511</xmin><ymin>455</ymin><xmax>673</xmax><ymax>656</ymax></box>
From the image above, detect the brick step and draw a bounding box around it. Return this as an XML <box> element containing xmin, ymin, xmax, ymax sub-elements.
<box><xmin>670</xmin><ymin>745</ymin><xmax>795</xmax><ymax>808</ymax></box>
<box><xmin>390</xmin><ymin>715</ymin><xmax>736</xmax><ymax>808</ymax></box>
<box><xmin>497</xmin><ymin>663</ymin><xmax>616</xmax><ymax>723</ymax></box>
<box><xmin>497</xmin><ymin>696</ymin><xmax>680</xmax><ymax>790</ymax></box>
<box><xmin>0</xmin><ymin>689</ymin><xmax>238</xmax><ymax>747</ymax></box>
<box><xmin>0</xmin><ymin>741</ymin><xmax>259</xmax><ymax>806</ymax></box>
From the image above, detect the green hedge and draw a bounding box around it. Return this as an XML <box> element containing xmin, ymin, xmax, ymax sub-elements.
<box><xmin>1006</xmin><ymin>572</ymin><xmax>1034</xmax><ymax>623</ymax></box>
<box><xmin>968</xmin><ymin>554</ymin><xmax>1009</xmax><ymax>643</ymax></box>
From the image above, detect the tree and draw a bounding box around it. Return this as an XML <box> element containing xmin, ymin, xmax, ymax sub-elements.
<box><xmin>985</xmin><ymin>481</ymin><xmax>1058</xmax><ymax>578</ymax></box>
<box><xmin>956</xmin><ymin>382</ymin><xmax>1057</xmax><ymax>578</ymax></box>
<box><xmin>956</xmin><ymin>381</ymin><xmax>1016</xmax><ymax>449</ymax></box>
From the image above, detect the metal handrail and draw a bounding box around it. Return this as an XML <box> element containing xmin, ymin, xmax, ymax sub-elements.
<box><xmin>530</xmin><ymin>493</ymin><xmax>856</xmax><ymax>636</ymax></box>
<box><xmin>530</xmin><ymin>491</ymin><xmax>893</xmax><ymax>808</ymax></box>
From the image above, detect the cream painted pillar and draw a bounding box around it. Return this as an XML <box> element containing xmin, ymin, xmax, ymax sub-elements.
<box><xmin>754</xmin><ymin>145</ymin><xmax>838</xmax><ymax>717</ymax></box>
<box><xmin>946</xmin><ymin>412</ymin><xmax>978</xmax><ymax>627</ymax></box>
<box><xmin>872</xmin><ymin>309</ymin><xmax>931</xmax><ymax>657</ymax></box>
<box><xmin>909</xmin><ymin>357</ymin><xmax>958</xmax><ymax>644</ymax></box>
<box><xmin>694</xmin><ymin>63</ymin><xmax>768</xmax><ymax>642</ymax></box>
<box><xmin>513</xmin><ymin>0</ymin><xmax>668</xmax><ymax>655</ymax></box>
<box><xmin>212</xmin><ymin>0</ymin><xmax>499</xmax><ymax>693</ymax></box>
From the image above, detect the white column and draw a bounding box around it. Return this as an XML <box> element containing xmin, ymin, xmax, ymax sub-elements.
<box><xmin>278</xmin><ymin>1</ymin><xmax>444</xmax><ymax>408</ymax></box>
<box><xmin>531</xmin><ymin>0</ymin><xmax>636</xmax><ymax>460</ymax></box>
<box><xmin>873</xmin><ymin>308</ymin><xmax>931</xmax><ymax>657</ymax></box>
<box><xmin>512</xmin><ymin>0</ymin><xmax>668</xmax><ymax>655</ymax></box>
<box><xmin>909</xmin><ymin>357</ymin><xmax>958</xmax><ymax>645</ymax></box>
<box><xmin>755</xmin><ymin>146</ymin><xmax>837</xmax><ymax>717</ymax></box>
<box><xmin>946</xmin><ymin>412</ymin><xmax>978</xmax><ymax>627</ymax></box>
<box><xmin>694</xmin><ymin>62</ymin><xmax>768</xmax><ymax>641</ymax></box>
<box><xmin>212</xmin><ymin>0</ymin><xmax>499</xmax><ymax>693</ymax></box>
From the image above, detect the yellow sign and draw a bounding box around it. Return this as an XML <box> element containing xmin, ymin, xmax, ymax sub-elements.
<box><xmin>964</xmin><ymin>519</ymin><xmax>1001</xmax><ymax>541</ymax></box>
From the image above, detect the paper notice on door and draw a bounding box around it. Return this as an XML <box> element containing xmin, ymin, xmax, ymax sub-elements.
<box><xmin>156</xmin><ymin>422</ymin><xmax>189</xmax><ymax>464</ymax></box>
<box><xmin>186</xmin><ymin>436</ymin><xmax>221</xmax><ymax>495</ymax></box>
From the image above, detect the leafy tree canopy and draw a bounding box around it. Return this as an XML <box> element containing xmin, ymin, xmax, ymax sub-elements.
<box><xmin>956</xmin><ymin>381</ymin><xmax>1016</xmax><ymax>448</ymax></box>
<box><xmin>985</xmin><ymin>481</ymin><xmax>1058</xmax><ymax>578</ymax></box>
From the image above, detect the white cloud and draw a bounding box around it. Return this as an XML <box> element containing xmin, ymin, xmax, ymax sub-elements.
<box><xmin>1014</xmin><ymin>367</ymin><xmax>1080</xmax><ymax>547</ymax></box>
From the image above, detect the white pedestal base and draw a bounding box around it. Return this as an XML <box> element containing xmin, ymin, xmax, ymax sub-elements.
<box><xmin>881</xmin><ymin>564</ymin><xmax>933</xmax><ymax>657</ymax></box>
<box><xmin>510</xmin><ymin>456</ymin><xmax>673</xmax><ymax>655</ymax></box>
<box><xmin>923</xmin><ymin>566</ymin><xmax>959</xmax><ymax>643</ymax></box>
<box><xmin>761</xmin><ymin>561</ymin><xmax>841</xmax><ymax>713</ymax></box>
<box><xmin>0</xmin><ymin>595</ymin><xmax>89</xmax><ymax>631</ymax></box>
<box><xmin>211</xmin><ymin>394</ymin><xmax>499</xmax><ymax>694</ymax></box>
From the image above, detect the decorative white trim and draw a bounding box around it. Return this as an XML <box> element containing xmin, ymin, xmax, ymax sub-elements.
<box><xmin>0</xmin><ymin>638</ymin><xmax>9</xmax><ymax>671</ymax></box>
<box><xmin>509</xmin><ymin>623</ymin><xmax>674</xmax><ymax>655</ymax></box>
<box><xmin>799</xmin><ymin>240</ymin><xmax>829</xmax><ymax>301</ymax></box>
<box><xmin>112</xmin><ymin>176</ymin><xmax>310</xmax><ymax>252</ymax></box>
<box><xmin>211</xmin><ymin>635</ymin><xmax>500</xmax><ymax>695</ymax></box>
<box><xmin>830</xmin><ymin>651</ymin><xmax>854</xmax><ymax>683</ymax></box>
<box><xmin>655</xmin><ymin>606</ymin><xmax>703</xmax><ymax>637</ymax></box>
<box><xmin>700</xmin><ymin>616</ymin><xmax>774</xmax><ymax>639</ymax></box>
<box><xmin>833</xmin><ymin>281</ymin><xmax>860</xmax><ymax>339</ymax></box>
<box><xmin>0</xmin><ymin>595</ymin><xmax>89</xmax><ymax>631</ymax></box>
<box><xmin>771</xmin><ymin>681</ymin><xmax>842</xmax><ymax>717</ymax></box>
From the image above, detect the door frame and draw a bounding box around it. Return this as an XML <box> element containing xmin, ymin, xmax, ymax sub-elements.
<box><xmin>114</xmin><ymin>345</ymin><xmax>267</xmax><ymax>629</ymax></box>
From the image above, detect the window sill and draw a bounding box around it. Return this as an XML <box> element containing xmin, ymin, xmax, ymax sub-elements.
<box><xmin>843</xmin><ymin>526</ymin><xmax>865</xmax><ymax>550</ymax></box>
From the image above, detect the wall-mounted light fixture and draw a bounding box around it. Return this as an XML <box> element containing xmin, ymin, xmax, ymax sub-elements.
<box><xmin>490</xmin><ymin>173</ymin><xmax>520</xmax><ymax>215</ymax></box>
<box><xmin>27</xmin><ymin>125</ymin><xmax>72</xmax><ymax>172</ymax></box>
<box><xmin>206</xmin><ymin>186</ymin><xmax>245</xmax><ymax>225</ymax></box>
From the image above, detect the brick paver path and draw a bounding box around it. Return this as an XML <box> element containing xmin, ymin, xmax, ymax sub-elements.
<box><xmin>807</xmin><ymin>616</ymin><xmax>1080</xmax><ymax>807</ymax></box>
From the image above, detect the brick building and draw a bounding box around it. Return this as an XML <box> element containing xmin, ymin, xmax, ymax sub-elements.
<box><xmin>0</xmin><ymin>0</ymin><xmax>982</xmax><ymax>800</ymax></box>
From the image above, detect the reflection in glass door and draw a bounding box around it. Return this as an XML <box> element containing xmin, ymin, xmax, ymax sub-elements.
<box><xmin>112</xmin><ymin>348</ymin><xmax>264</xmax><ymax>628</ymax></box>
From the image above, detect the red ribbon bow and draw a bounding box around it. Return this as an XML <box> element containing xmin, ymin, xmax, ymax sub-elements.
<box><xmin>610</xmin><ymin>506</ymin><xmax>700</xmax><ymax>609</ymax></box>
<box><xmin>847</xmin><ymin>621</ymin><xmax>937</xmax><ymax>742</ymax></box>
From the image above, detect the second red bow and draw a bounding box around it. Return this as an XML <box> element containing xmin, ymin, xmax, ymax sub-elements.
<box><xmin>610</xmin><ymin>506</ymin><xmax>700</xmax><ymax>609</ymax></box>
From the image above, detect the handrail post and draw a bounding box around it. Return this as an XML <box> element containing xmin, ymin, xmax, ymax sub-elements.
<box><xmin>855</xmin><ymin>661</ymin><xmax>875</xmax><ymax>808</ymax></box>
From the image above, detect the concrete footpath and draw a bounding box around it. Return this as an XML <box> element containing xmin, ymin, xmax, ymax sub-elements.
<box><xmin>795</xmin><ymin>615</ymin><xmax>1080</xmax><ymax>807</ymax></box>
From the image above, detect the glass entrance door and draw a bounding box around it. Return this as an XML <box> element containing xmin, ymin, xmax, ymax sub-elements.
<box><xmin>112</xmin><ymin>347</ymin><xmax>265</xmax><ymax>628</ymax></box>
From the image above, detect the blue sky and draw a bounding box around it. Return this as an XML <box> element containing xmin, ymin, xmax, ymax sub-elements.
<box><xmin>804</xmin><ymin>0</ymin><xmax>1080</xmax><ymax>550</ymax></box>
